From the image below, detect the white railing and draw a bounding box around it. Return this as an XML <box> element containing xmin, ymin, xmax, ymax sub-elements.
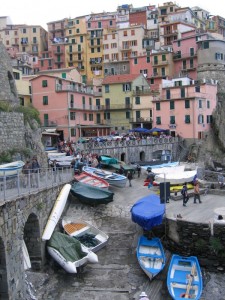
<box><xmin>0</xmin><ymin>167</ymin><xmax>74</xmax><ymax>202</ymax></box>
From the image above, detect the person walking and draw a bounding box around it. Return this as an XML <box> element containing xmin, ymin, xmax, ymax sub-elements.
<box><xmin>31</xmin><ymin>157</ymin><xmax>40</xmax><ymax>188</ymax></box>
<box><xmin>127</xmin><ymin>171</ymin><xmax>133</xmax><ymax>187</ymax></box>
<box><xmin>193</xmin><ymin>180</ymin><xmax>202</xmax><ymax>204</ymax></box>
<box><xmin>181</xmin><ymin>182</ymin><xmax>189</xmax><ymax>206</ymax></box>
<box><xmin>22</xmin><ymin>160</ymin><xmax>31</xmax><ymax>188</ymax></box>
<box><xmin>137</xmin><ymin>164</ymin><xmax>141</xmax><ymax>178</ymax></box>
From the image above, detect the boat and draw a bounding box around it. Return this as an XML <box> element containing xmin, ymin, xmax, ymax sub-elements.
<box><xmin>167</xmin><ymin>254</ymin><xmax>203</xmax><ymax>300</ymax></box>
<box><xmin>47</xmin><ymin>232</ymin><xmax>98</xmax><ymax>273</ymax></box>
<box><xmin>42</xmin><ymin>184</ymin><xmax>71</xmax><ymax>240</ymax></box>
<box><xmin>130</xmin><ymin>194</ymin><xmax>165</xmax><ymax>231</ymax></box>
<box><xmin>49</xmin><ymin>155</ymin><xmax>75</xmax><ymax>167</ymax></box>
<box><xmin>70</xmin><ymin>181</ymin><xmax>114</xmax><ymax>205</ymax></box>
<box><xmin>62</xmin><ymin>218</ymin><xmax>109</xmax><ymax>252</ymax></box>
<box><xmin>22</xmin><ymin>240</ymin><xmax>31</xmax><ymax>270</ymax></box>
<box><xmin>137</xmin><ymin>236</ymin><xmax>166</xmax><ymax>280</ymax></box>
<box><xmin>83</xmin><ymin>166</ymin><xmax>127</xmax><ymax>188</ymax></box>
<box><xmin>141</xmin><ymin>161</ymin><xmax>180</xmax><ymax>171</ymax></box>
<box><xmin>0</xmin><ymin>161</ymin><xmax>25</xmax><ymax>177</ymax></box>
<box><xmin>154</xmin><ymin>170</ymin><xmax>197</xmax><ymax>185</ymax></box>
<box><xmin>149</xmin><ymin>165</ymin><xmax>185</xmax><ymax>175</ymax></box>
<box><xmin>170</xmin><ymin>183</ymin><xmax>194</xmax><ymax>192</ymax></box>
<box><xmin>47</xmin><ymin>152</ymin><xmax>66</xmax><ymax>158</ymax></box>
<box><xmin>74</xmin><ymin>171</ymin><xmax>109</xmax><ymax>189</ymax></box>
<box><xmin>100</xmin><ymin>155</ymin><xmax>118</xmax><ymax>166</ymax></box>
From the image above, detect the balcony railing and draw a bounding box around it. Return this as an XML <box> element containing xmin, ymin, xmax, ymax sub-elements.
<box><xmin>42</xmin><ymin>120</ymin><xmax>57</xmax><ymax>127</ymax></box>
<box><xmin>129</xmin><ymin>117</ymin><xmax>153</xmax><ymax>123</ymax></box>
<box><xmin>132</xmin><ymin>89</ymin><xmax>152</xmax><ymax>96</ymax></box>
<box><xmin>69</xmin><ymin>105</ymin><xmax>105</xmax><ymax>111</ymax></box>
<box><xmin>104</xmin><ymin>104</ymin><xmax>132</xmax><ymax>110</ymax></box>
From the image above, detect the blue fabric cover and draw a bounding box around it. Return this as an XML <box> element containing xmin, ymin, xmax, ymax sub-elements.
<box><xmin>131</xmin><ymin>194</ymin><xmax>165</xmax><ymax>230</ymax></box>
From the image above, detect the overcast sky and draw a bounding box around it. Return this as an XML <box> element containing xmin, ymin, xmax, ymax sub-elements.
<box><xmin>1</xmin><ymin>0</ymin><xmax>223</xmax><ymax>30</ymax></box>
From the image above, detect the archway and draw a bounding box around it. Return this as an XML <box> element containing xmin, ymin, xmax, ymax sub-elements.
<box><xmin>140</xmin><ymin>151</ymin><xmax>145</xmax><ymax>161</ymax></box>
<box><xmin>24</xmin><ymin>213</ymin><xmax>41</xmax><ymax>270</ymax></box>
<box><xmin>0</xmin><ymin>237</ymin><xmax>9</xmax><ymax>299</ymax></box>
<box><xmin>121</xmin><ymin>152</ymin><xmax>126</xmax><ymax>162</ymax></box>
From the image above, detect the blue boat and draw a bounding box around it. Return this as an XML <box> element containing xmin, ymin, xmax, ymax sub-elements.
<box><xmin>167</xmin><ymin>254</ymin><xmax>203</xmax><ymax>300</ymax></box>
<box><xmin>130</xmin><ymin>194</ymin><xmax>165</xmax><ymax>231</ymax></box>
<box><xmin>137</xmin><ymin>236</ymin><xmax>166</xmax><ymax>280</ymax></box>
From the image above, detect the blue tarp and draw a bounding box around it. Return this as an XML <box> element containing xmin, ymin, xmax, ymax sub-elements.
<box><xmin>129</xmin><ymin>127</ymin><xmax>150</xmax><ymax>133</ymax></box>
<box><xmin>130</xmin><ymin>194</ymin><xmax>165</xmax><ymax>231</ymax></box>
<box><xmin>148</xmin><ymin>127</ymin><xmax>167</xmax><ymax>133</ymax></box>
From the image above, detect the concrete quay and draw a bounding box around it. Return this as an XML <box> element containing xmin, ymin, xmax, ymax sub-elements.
<box><xmin>42</xmin><ymin>172</ymin><xmax>225</xmax><ymax>300</ymax></box>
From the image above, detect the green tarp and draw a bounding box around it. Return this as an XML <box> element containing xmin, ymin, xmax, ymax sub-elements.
<box><xmin>100</xmin><ymin>155</ymin><xmax>118</xmax><ymax>165</ymax></box>
<box><xmin>47</xmin><ymin>232</ymin><xmax>86</xmax><ymax>261</ymax></box>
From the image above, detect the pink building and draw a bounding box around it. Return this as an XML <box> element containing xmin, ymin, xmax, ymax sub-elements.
<box><xmin>30</xmin><ymin>74</ymin><xmax>110</xmax><ymax>141</ymax></box>
<box><xmin>153</xmin><ymin>77</ymin><xmax>217</xmax><ymax>139</ymax></box>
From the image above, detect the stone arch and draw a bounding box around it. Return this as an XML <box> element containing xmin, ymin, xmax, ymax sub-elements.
<box><xmin>120</xmin><ymin>152</ymin><xmax>126</xmax><ymax>162</ymax></box>
<box><xmin>24</xmin><ymin>213</ymin><xmax>42</xmax><ymax>270</ymax></box>
<box><xmin>140</xmin><ymin>151</ymin><xmax>145</xmax><ymax>161</ymax></box>
<box><xmin>0</xmin><ymin>237</ymin><xmax>9</xmax><ymax>299</ymax></box>
<box><xmin>7</xmin><ymin>71</ymin><xmax>17</xmax><ymax>97</ymax></box>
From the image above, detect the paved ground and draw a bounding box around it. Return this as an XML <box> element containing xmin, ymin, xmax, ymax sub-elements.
<box><xmin>28</xmin><ymin>171</ymin><xmax>225</xmax><ymax>300</ymax></box>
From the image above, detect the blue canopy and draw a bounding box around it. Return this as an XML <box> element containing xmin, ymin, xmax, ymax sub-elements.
<box><xmin>130</xmin><ymin>194</ymin><xmax>165</xmax><ymax>231</ymax></box>
<box><xmin>148</xmin><ymin>127</ymin><xmax>167</xmax><ymax>133</ymax></box>
<box><xmin>129</xmin><ymin>127</ymin><xmax>149</xmax><ymax>133</ymax></box>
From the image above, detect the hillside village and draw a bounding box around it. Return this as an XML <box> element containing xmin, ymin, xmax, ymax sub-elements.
<box><xmin>1</xmin><ymin>1</ymin><xmax>225</xmax><ymax>164</ymax></box>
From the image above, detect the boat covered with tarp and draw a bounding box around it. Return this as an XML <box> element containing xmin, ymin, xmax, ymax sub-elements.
<box><xmin>70</xmin><ymin>181</ymin><xmax>114</xmax><ymax>205</ymax></box>
<box><xmin>100</xmin><ymin>155</ymin><xmax>118</xmax><ymax>165</ymax></box>
<box><xmin>47</xmin><ymin>231</ymin><xmax>98</xmax><ymax>273</ymax></box>
<box><xmin>130</xmin><ymin>194</ymin><xmax>165</xmax><ymax>231</ymax></box>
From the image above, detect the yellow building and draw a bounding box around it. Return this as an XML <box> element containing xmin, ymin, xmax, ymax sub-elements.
<box><xmin>13</xmin><ymin>69</ymin><xmax>32</xmax><ymax>106</ymax></box>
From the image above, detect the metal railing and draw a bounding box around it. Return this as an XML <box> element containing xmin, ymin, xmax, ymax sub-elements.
<box><xmin>0</xmin><ymin>167</ymin><xmax>74</xmax><ymax>202</ymax></box>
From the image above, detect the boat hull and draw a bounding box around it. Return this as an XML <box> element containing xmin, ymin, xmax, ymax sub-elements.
<box><xmin>154</xmin><ymin>170</ymin><xmax>197</xmax><ymax>185</ymax></box>
<box><xmin>0</xmin><ymin>161</ymin><xmax>25</xmax><ymax>177</ymax></box>
<box><xmin>62</xmin><ymin>219</ymin><xmax>109</xmax><ymax>252</ymax></box>
<box><xmin>42</xmin><ymin>184</ymin><xmax>71</xmax><ymax>240</ymax></box>
<box><xmin>167</xmin><ymin>254</ymin><xmax>203</xmax><ymax>300</ymax></box>
<box><xmin>137</xmin><ymin>236</ymin><xmax>166</xmax><ymax>280</ymax></box>
<box><xmin>74</xmin><ymin>171</ymin><xmax>109</xmax><ymax>189</ymax></box>
<box><xmin>83</xmin><ymin>166</ymin><xmax>127</xmax><ymax>188</ymax></box>
<box><xmin>70</xmin><ymin>182</ymin><xmax>114</xmax><ymax>205</ymax></box>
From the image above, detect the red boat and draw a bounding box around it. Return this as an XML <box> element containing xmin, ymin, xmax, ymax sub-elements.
<box><xmin>74</xmin><ymin>171</ymin><xmax>109</xmax><ymax>189</ymax></box>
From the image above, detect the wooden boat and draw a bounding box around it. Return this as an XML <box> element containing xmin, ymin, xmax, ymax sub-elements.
<box><xmin>167</xmin><ymin>254</ymin><xmax>203</xmax><ymax>300</ymax></box>
<box><xmin>74</xmin><ymin>171</ymin><xmax>109</xmax><ymax>189</ymax></box>
<box><xmin>62</xmin><ymin>218</ymin><xmax>109</xmax><ymax>252</ymax></box>
<box><xmin>83</xmin><ymin>166</ymin><xmax>127</xmax><ymax>188</ymax></box>
<box><xmin>47</xmin><ymin>232</ymin><xmax>98</xmax><ymax>273</ymax></box>
<box><xmin>42</xmin><ymin>184</ymin><xmax>71</xmax><ymax>240</ymax></box>
<box><xmin>0</xmin><ymin>161</ymin><xmax>25</xmax><ymax>177</ymax></box>
<box><xmin>70</xmin><ymin>182</ymin><xmax>114</xmax><ymax>205</ymax></box>
<box><xmin>137</xmin><ymin>236</ymin><xmax>166</xmax><ymax>280</ymax></box>
<box><xmin>154</xmin><ymin>170</ymin><xmax>197</xmax><ymax>185</ymax></box>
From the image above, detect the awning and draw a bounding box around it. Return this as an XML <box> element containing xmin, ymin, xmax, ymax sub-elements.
<box><xmin>42</xmin><ymin>132</ymin><xmax>59</xmax><ymax>136</ymax></box>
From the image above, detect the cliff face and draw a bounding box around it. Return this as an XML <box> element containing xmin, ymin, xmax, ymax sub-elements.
<box><xmin>0</xmin><ymin>42</ymin><xmax>18</xmax><ymax>104</ymax></box>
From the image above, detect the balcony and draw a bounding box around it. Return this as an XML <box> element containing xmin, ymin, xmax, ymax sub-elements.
<box><xmin>54</xmin><ymin>50</ymin><xmax>64</xmax><ymax>55</ymax></box>
<box><xmin>69</xmin><ymin>105</ymin><xmax>104</xmax><ymax>111</ymax></box>
<box><xmin>130</xmin><ymin>117</ymin><xmax>153</xmax><ymax>123</ymax></box>
<box><xmin>104</xmin><ymin>104</ymin><xmax>132</xmax><ymax>110</ymax></box>
<box><xmin>42</xmin><ymin>120</ymin><xmax>57</xmax><ymax>127</ymax></box>
<box><xmin>132</xmin><ymin>89</ymin><xmax>151</xmax><ymax>96</ymax></box>
<box><xmin>173</xmin><ymin>52</ymin><xmax>197</xmax><ymax>60</ymax></box>
<box><xmin>152</xmin><ymin>60</ymin><xmax>169</xmax><ymax>66</ymax></box>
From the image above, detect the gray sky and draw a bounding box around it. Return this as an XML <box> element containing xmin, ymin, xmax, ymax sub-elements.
<box><xmin>1</xmin><ymin>0</ymin><xmax>223</xmax><ymax>30</ymax></box>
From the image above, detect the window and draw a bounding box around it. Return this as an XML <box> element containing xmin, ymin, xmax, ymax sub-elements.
<box><xmin>76</xmin><ymin>19</ymin><xmax>79</xmax><ymax>24</ymax></box>
<box><xmin>123</xmin><ymin>30</ymin><xmax>127</xmax><ymax>36</ymax></box>
<box><xmin>203</xmin><ymin>41</ymin><xmax>209</xmax><ymax>49</ymax></box>
<box><xmin>190</xmin><ymin>47</ymin><xmax>194</xmax><ymax>56</ymax></box>
<box><xmin>207</xmin><ymin>115</ymin><xmax>213</xmax><ymax>123</ymax></box>
<box><xmin>185</xmin><ymin>100</ymin><xmax>190</xmax><ymax>108</ymax></box>
<box><xmin>123</xmin><ymin>83</ymin><xmax>131</xmax><ymax>92</ymax></box>
<box><xmin>134</xmin><ymin>58</ymin><xmax>138</xmax><ymax>64</ymax></box>
<box><xmin>70</xmin><ymin>112</ymin><xmax>76</xmax><ymax>120</ymax></box>
<box><xmin>125</xmin><ymin>97</ymin><xmax>130</xmax><ymax>106</ymax></box>
<box><xmin>80</xmin><ymin>36</ymin><xmax>83</xmax><ymax>43</ymax></box>
<box><xmin>195</xmin><ymin>86</ymin><xmax>200</xmax><ymax>92</ymax></box>
<box><xmin>150</xmin><ymin>78</ymin><xmax>154</xmax><ymax>84</ymax></box>
<box><xmin>215</xmin><ymin>52</ymin><xmax>224</xmax><ymax>60</ymax></box>
<box><xmin>131</xmin><ymin>29</ymin><xmax>135</xmax><ymax>36</ymax></box>
<box><xmin>170</xmin><ymin>116</ymin><xmax>175</xmax><ymax>124</ymax></box>
<box><xmin>156</xmin><ymin>116</ymin><xmax>161</xmax><ymax>124</ymax></box>
<box><xmin>44</xmin><ymin>114</ymin><xmax>48</xmax><ymax>126</ymax></box>
<box><xmin>71</xmin><ymin>128</ymin><xmax>76</xmax><ymax>137</ymax></box>
<box><xmin>198</xmin><ymin>99</ymin><xmax>203</xmax><ymax>108</ymax></box>
<box><xmin>198</xmin><ymin>114</ymin><xmax>204</xmax><ymax>124</ymax></box>
<box><xmin>109</xmin><ymin>20</ymin><xmax>113</xmax><ymax>26</ymax></box>
<box><xmin>170</xmin><ymin>100</ymin><xmax>174</xmax><ymax>110</ymax></box>
<box><xmin>104</xmin><ymin>112</ymin><xmax>110</xmax><ymax>120</ymax></box>
<box><xmin>70</xmin><ymin>95</ymin><xmax>74</xmax><ymax>108</ymax></box>
<box><xmin>105</xmin><ymin>98</ymin><xmax>110</xmax><ymax>108</ymax></box>
<box><xmin>180</xmin><ymin>88</ymin><xmax>185</xmax><ymax>98</ymax></box>
<box><xmin>76</xmin><ymin>29</ymin><xmax>80</xmax><ymax>33</ymax></box>
<box><xmin>207</xmin><ymin>100</ymin><xmax>210</xmax><ymax>109</ymax></box>
<box><xmin>146</xmin><ymin>56</ymin><xmax>150</xmax><ymax>63</ymax></box>
<box><xmin>89</xmin><ymin>114</ymin><xmax>93</xmax><ymax>121</ymax></box>
<box><xmin>43</xmin><ymin>96</ymin><xmax>48</xmax><ymax>105</ymax></box>
<box><xmin>156</xmin><ymin>102</ymin><xmax>160</xmax><ymax>111</ymax></box>
<box><xmin>136</xmin><ymin>111</ymin><xmax>141</xmax><ymax>120</ymax></box>
<box><xmin>84</xmin><ymin>113</ymin><xmax>87</xmax><ymax>121</ymax></box>
<box><xmin>126</xmin><ymin>111</ymin><xmax>130</xmax><ymax>119</ymax></box>
<box><xmin>166</xmin><ymin>90</ymin><xmax>170</xmax><ymax>99</ymax></box>
<box><xmin>22</xmin><ymin>28</ymin><xmax>26</xmax><ymax>34</ymax></box>
<box><xmin>105</xmin><ymin>85</ymin><xmax>109</xmax><ymax>93</ymax></box>
<box><xmin>161</xmin><ymin>67</ymin><xmax>165</xmax><ymax>76</ymax></box>
<box><xmin>153</xmin><ymin>56</ymin><xmax>158</xmax><ymax>65</ymax></box>
<box><xmin>190</xmin><ymin>58</ymin><xmax>194</xmax><ymax>68</ymax></box>
<box><xmin>177</xmin><ymin>40</ymin><xmax>181</xmax><ymax>47</ymax></box>
<box><xmin>135</xmin><ymin>97</ymin><xmax>140</xmax><ymax>104</ymax></box>
<box><xmin>185</xmin><ymin>115</ymin><xmax>190</xmax><ymax>123</ymax></box>
<box><xmin>162</xmin><ymin>54</ymin><xmax>166</xmax><ymax>61</ymax></box>
<box><xmin>62</xmin><ymin>73</ymin><xmax>66</xmax><ymax>79</ymax></box>
<box><xmin>42</xmin><ymin>80</ymin><xmax>48</xmax><ymax>87</ymax></box>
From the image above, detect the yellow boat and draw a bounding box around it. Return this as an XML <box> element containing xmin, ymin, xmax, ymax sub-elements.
<box><xmin>170</xmin><ymin>183</ymin><xmax>193</xmax><ymax>192</ymax></box>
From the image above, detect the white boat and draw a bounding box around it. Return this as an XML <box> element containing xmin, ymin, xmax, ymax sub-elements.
<box><xmin>47</xmin><ymin>152</ymin><xmax>66</xmax><ymax>158</ymax></box>
<box><xmin>150</xmin><ymin>165</ymin><xmax>185</xmax><ymax>175</ymax></box>
<box><xmin>22</xmin><ymin>240</ymin><xmax>31</xmax><ymax>270</ymax></box>
<box><xmin>47</xmin><ymin>232</ymin><xmax>98</xmax><ymax>273</ymax></box>
<box><xmin>0</xmin><ymin>161</ymin><xmax>25</xmax><ymax>177</ymax></box>
<box><xmin>42</xmin><ymin>184</ymin><xmax>71</xmax><ymax>241</ymax></box>
<box><xmin>83</xmin><ymin>166</ymin><xmax>127</xmax><ymax>188</ymax></box>
<box><xmin>62</xmin><ymin>218</ymin><xmax>109</xmax><ymax>252</ymax></box>
<box><xmin>154</xmin><ymin>170</ymin><xmax>197</xmax><ymax>185</ymax></box>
